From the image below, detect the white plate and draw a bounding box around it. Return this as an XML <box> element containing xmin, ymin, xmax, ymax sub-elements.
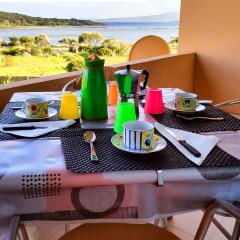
<box><xmin>15</xmin><ymin>107</ymin><xmax>58</xmax><ymax>120</ymax></box>
<box><xmin>165</xmin><ymin>101</ymin><xmax>206</xmax><ymax>115</ymax></box>
<box><xmin>111</xmin><ymin>133</ymin><xmax>167</xmax><ymax>154</ymax></box>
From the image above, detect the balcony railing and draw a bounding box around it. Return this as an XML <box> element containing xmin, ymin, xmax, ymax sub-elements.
<box><xmin>1</xmin><ymin>51</ymin><xmax>240</xmax><ymax>115</ymax></box>
<box><xmin>0</xmin><ymin>52</ymin><xmax>195</xmax><ymax>112</ymax></box>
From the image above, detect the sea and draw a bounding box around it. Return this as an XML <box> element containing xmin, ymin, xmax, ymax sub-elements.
<box><xmin>0</xmin><ymin>22</ymin><xmax>179</xmax><ymax>45</ymax></box>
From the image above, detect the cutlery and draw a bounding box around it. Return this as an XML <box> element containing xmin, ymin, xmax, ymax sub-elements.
<box><xmin>12</xmin><ymin>106</ymin><xmax>22</xmax><ymax>110</ymax></box>
<box><xmin>83</xmin><ymin>131</ymin><xmax>98</xmax><ymax>163</ymax></box>
<box><xmin>176</xmin><ymin>114</ymin><xmax>224</xmax><ymax>121</ymax></box>
<box><xmin>164</xmin><ymin>127</ymin><xmax>201</xmax><ymax>158</ymax></box>
<box><xmin>2</xmin><ymin>126</ymin><xmax>49</xmax><ymax>131</ymax></box>
<box><xmin>198</xmin><ymin>99</ymin><xmax>213</xmax><ymax>105</ymax></box>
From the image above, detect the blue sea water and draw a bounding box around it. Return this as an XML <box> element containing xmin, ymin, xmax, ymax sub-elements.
<box><xmin>0</xmin><ymin>22</ymin><xmax>179</xmax><ymax>45</ymax></box>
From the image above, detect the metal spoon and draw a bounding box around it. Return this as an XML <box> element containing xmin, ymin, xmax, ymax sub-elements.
<box><xmin>176</xmin><ymin>114</ymin><xmax>224</xmax><ymax>121</ymax></box>
<box><xmin>83</xmin><ymin>131</ymin><xmax>98</xmax><ymax>163</ymax></box>
<box><xmin>198</xmin><ymin>99</ymin><xmax>213</xmax><ymax>105</ymax></box>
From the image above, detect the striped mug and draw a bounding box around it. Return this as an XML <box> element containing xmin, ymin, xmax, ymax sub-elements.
<box><xmin>123</xmin><ymin>121</ymin><xmax>154</xmax><ymax>150</ymax></box>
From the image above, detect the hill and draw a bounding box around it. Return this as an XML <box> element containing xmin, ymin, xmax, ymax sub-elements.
<box><xmin>98</xmin><ymin>12</ymin><xmax>180</xmax><ymax>23</ymax></box>
<box><xmin>0</xmin><ymin>11</ymin><xmax>103</xmax><ymax>28</ymax></box>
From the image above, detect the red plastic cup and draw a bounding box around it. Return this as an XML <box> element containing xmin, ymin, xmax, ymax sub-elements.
<box><xmin>144</xmin><ymin>88</ymin><xmax>164</xmax><ymax>114</ymax></box>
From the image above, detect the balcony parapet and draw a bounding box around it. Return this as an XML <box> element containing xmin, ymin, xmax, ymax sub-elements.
<box><xmin>0</xmin><ymin>53</ymin><xmax>195</xmax><ymax>111</ymax></box>
<box><xmin>0</xmin><ymin>71</ymin><xmax>82</xmax><ymax>111</ymax></box>
<box><xmin>105</xmin><ymin>52</ymin><xmax>195</xmax><ymax>91</ymax></box>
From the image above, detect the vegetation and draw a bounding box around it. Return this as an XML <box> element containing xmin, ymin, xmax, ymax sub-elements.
<box><xmin>0</xmin><ymin>11</ymin><xmax>103</xmax><ymax>28</ymax></box>
<box><xmin>169</xmin><ymin>37</ymin><xmax>178</xmax><ymax>48</ymax></box>
<box><xmin>0</xmin><ymin>31</ymin><xmax>131</xmax><ymax>83</ymax></box>
<box><xmin>0</xmin><ymin>55</ymin><xmax>128</xmax><ymax>80</ymax></box>
<box><xmin>0</xmin><ymin>31</ymin><xmax>177</xmax><ymax>84</ymax></box>
<box><xmin>0</xmin><ymin>56</ymin><xmax>68</xmax><ymax>76</ymax></box>
<box><xmin>78</xmin><ymin>32</ymin><xmax>104</xmax><ymax>46</ymax></box>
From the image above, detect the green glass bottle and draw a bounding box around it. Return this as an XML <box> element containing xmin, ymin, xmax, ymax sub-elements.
<box><xmin>81</xmin><ymin>57</ymin><xmax>108</xmax><ymax>120</ymax></box>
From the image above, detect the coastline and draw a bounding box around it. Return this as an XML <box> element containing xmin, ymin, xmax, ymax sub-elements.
<box><xmin>0</xmin><ymin>23</ymin><xmax>179</xmax><ymax>44</ymax></box>
<box><xmin>0</xmin><ymin>24</ymin><xmax>105</xmax><ymax>30</ymax></box>
<box><xmin>0</xmin><ymin>25</ymin><xmax>179</xmax><ymax>30</ymax></box>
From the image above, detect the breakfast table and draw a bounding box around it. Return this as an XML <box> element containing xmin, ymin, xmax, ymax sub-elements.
<box><xmin>0</xmin><ymin>89</ymin><xmax>240</xmax><ymax>240</ymax></box>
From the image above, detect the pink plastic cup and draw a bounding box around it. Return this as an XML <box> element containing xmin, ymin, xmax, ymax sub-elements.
<box><xmin>144</xmin><ymin>88</ymin><xmax>164</xmax><ymax>114</ymax></box>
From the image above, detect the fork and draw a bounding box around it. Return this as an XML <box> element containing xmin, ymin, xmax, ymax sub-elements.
<box><xmin>176</xmin><ymin>114</ymin><xmax>225</xmax><ymax>121</ymax></box>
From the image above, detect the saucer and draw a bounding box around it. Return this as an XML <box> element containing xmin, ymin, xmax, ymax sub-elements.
<box><xmin>111</xmin><ymin>133</ymin><xmax>167</xmax><ymax>154</ymax></box>
<box><xmin>15</xmin><ymin>107</ymin><xmax>58</xmax><ymax>120</ymax></box>
<box><xmin>165</xmin><ymin>101</ymin><xmax>206</xmax><ymax>115</ymax></box>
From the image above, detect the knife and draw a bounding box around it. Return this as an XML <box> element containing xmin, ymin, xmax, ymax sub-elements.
<box><xmin>164</xmin><ymin>127</ymin><xmax>201</xmax><ymax>158</ymax></box>
<box><xmin>2</xmin><ymin>126</ymin><xmax>49</xmax><ymax>131</ymax></box>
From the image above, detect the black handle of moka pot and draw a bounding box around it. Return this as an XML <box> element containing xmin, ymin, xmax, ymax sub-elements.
<box><xmin>141</xmin><ymin>70</ymin><xmax>149</xmax><ymax>90</ymax></box>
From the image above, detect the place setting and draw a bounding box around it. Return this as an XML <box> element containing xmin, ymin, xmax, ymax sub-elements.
<box><xmin>0</xmin><ymin>91</ymin><xmax>81</xmax><ymax>138</ymax></box>
<box><xmin>0</xmin><ymin>56</ymin><xmax>240</xmax><ymax>174</ymax></box>
<box><xmin>148</xmin><ymin>90</ymin><xmax>240</xmax><ymax>133</ymax></box>
<box><xmin>14</xmin><ymin>97</ymin><xmax>58</xmax><ymax>120</ymax></box>
<box><xmin>60</xmin><ymin>59</ymin><xmax>239</xmax><ymax>174</ymax></box>
<box><xmin>164</xmin><ymin>92</ymin><xmax>225</xmax><ymax>122</ymax></box>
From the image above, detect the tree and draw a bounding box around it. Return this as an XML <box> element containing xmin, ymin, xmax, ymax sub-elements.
<box><xmin>90</xmin><ymin>32</ymin><xmax>104</xmax><ymax>46</ymax></box>
<box><xmin>66</xmin><ymin>58</ymin><xmax>84</xmax><ymax>72</ymax></box>
<box><xmin>97</xmin><ymin>47</ymin><xmax>114</xmax><ymax>56</ymax></box>
<box><xmin>59</xmin><ymin>37</ymin><xmax>78</xmax><ymax>45</ymax></box>
<box><xmin>0</xmin><ymin>38</ymin><xmax>4</xmax><ymax>46</ymax></box>
<box><xmin>30</xmin><ymin>46</ymin><xmax>42</xmax><ymax>56</ymax></box>
<box><xmin>102</xmin><ymin>38</ymin><xmax>130</xmax><ymax>55</ymax></box>
<box><xmin>78</xmin><ymin>32</ymin><xmax>104</xmax><ymax>46</ymax></box>
<box><xmin>169</xmin><ymin>37</ymin><xmax>178</xmax><ymax>47</ymax></box>
<box><xmin>78</xmin><ymin>35</ymin><xmax>85</xmax><ymax>44</ymax></box>
<box><xmin>42</xmin><ymin>46</ymin><xmax>53</xmax><ymax>56</ymax></box>
<box><xmin>19</xmin><ymin>36</ymin><xmax>35</xmax><ymax>45</ymax></box>
<box><xmin>9</xmin><ymin>36</ymin><xmax>20</xmax><ymax>46</ymax></box>
<box><xmin>59</xmin><ymin>37</ymin><xmax>79</xmax><ymax>52</ymax></box>
<box><xmin>35</xmin><ymin>34</ymin><xmax>49</xmax><ymax>47</ymax></box>
<box><xmin>59</xmin><ymin>37</ymin><xmax>79</xmax><ymax>53</ymax></box>
<box><xmin>117</xmin><ymin>41</ymin><xmax>130</xmax><ymax>55</ymax></box>
<box><xmin>3</xmin><ymin>46</ymin><xmax>23</xmax><ymax>56</ymax></box>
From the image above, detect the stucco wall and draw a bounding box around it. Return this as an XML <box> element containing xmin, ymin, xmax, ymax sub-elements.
<box><xmin>179</xmin><ymin>0</ymin><xmax>240</xmax><ymax>114</ymax></box>
<box><xmin>108</xmin><ymin>53</ymin><xmax>195</xmax><ymax>92</ymax></box>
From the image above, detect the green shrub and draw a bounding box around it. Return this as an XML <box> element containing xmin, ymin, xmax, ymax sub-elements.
<box><xmin>65</xmin><ymin>57</ymin><xmax>84</xmax><ymax>72</ymax></box>
<box><xmin>59</xmin><ymin>37</ymin><xmax>78</xmax><ymax>45</ymax></box>
<box><xmin>78</xmin><ymin>45</ymin><xmax>94</xmax><ymax>54</ymax></box>
<box><xmin>42</xmin><ymin>46</ymin><xmax>53</xmax><ymax>55</ymax></box>
<box><xmin>61</xmin><ymin>52</ymin><xmax>77</xmax><ymax>61</ymax></box>
<box><xmin>0</xmin><ymin>55</ymin><xmax>5</xmax><ymax>67</ymax></box>
<box><xmin>169</xmin><ymin>37</ymin><xmax>178</xmax><ymax>45</ymax></box>
<box><xmin>30</xmin><ymin>46</ymin><xmax>42</xmax><ymax>56</ymax></box>
<box><xmin>116</xmin><ymin>42</ymin><xmax>130</xmax><ymax>55</ymax></box>
<box><xmin>97</xmin><ymin>47</ymin><xmax>114</xmax><ymax>56</ymax></box>
<box><xmin>3</xmin><ymin>46</ymin><xmax>23</xmax><ymax>56</ymax></box>
<box><xmin>35</xmin><ymin>34</ymin><xmax>49</xmax><ymax>47</ymax></box>
<box><xmin>102</xmin><ymin>38</ymin><xmax>130</xmax><ymax>56</ymax></box>
<box><xmin>1</xmin><ymin>75</ymin><xmax>12</xmax><ymax>84</ymax></box>
<box><xmin>69</xmin><ymin>45</ymin><xmax>79</xmax><ymax>53</ymax></box>
<box><xmin>19</xmin><ymin>36</ymin><xmax>35</xmax><ymax>45</ymax></box>
<box><xmin>78</xmin><ymin>32</ymin><xmax>104</xmax><ymax>46</ymax></box>
<box><xmin>0</xmin><ymin>38</ymin><xmax>4</xmax><ymax>46</ymax></box>
<box><xmin>9</xmin><ymin>36</ymin><xmax>20</xmax><ymax>46</ymax></box>
<box><xmin>90</xmin><ymin>46</ymin><xmax>101</xmax><ymax>55</ymax></box>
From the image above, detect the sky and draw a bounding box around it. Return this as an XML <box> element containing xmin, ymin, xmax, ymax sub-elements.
<box><xmin>0</xmin><ymin>0</ymin><xmax>180</xmax><ymax>19</ymax></box>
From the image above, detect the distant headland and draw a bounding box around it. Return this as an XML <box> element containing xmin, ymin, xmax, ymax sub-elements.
<box><xmin>0</xmin><ymin>11</ymin><xmax>104</xmax><ymax>28</ymax></box>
